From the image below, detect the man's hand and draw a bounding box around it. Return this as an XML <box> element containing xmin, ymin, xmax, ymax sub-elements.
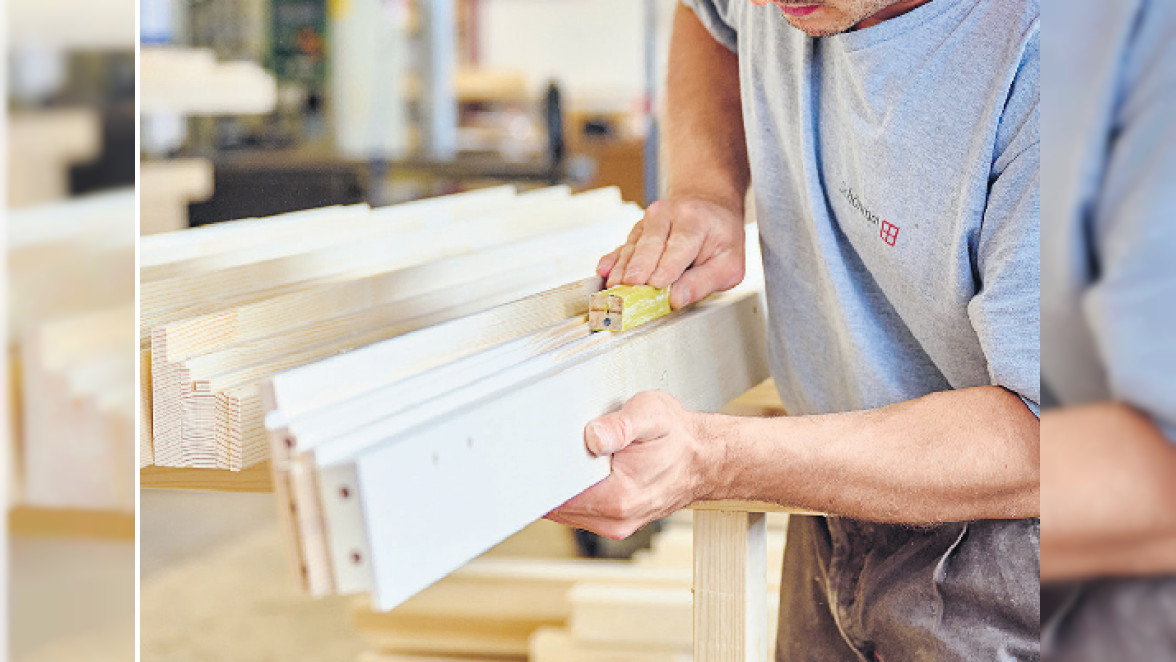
<box><xmin>597</xmin><ymin>198</ymin><xmax>746</xmax><ymax>310</ymax></box>
<box><xmin>545</xmin><ymin>391</ymin><xmax>722</xmax><ymax>540</ymax></box>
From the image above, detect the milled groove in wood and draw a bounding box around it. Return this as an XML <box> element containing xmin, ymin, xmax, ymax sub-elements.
<box><xmin>693</xmin><ymin>510</ymin><xmax>768</xmax><ymax>662</ymax></box>
<box><xmin>141</xmin><ymin>187</ymin><xmax>629</xmax><ymax>316</ymax></box>
<box><xmin>307</xmin><ymin>290</ymin><xmax>768</xmax><ymax>609</ymax></box>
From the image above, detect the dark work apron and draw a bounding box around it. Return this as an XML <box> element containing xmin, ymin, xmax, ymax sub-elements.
<box><xmin>775</xmin><ymin>515</ymin><xmax>1041</xmax><ymax>661</ymax></box>
<box><xmin>1042</xmin><ymin>577</ymin><xmax>1176</xmax><ymax>660</ymax></box>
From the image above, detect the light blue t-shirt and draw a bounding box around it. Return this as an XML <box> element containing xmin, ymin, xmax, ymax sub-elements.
<box><xmin>686</xmin><ymin>0</ymin><xmax>1040</xmax><ymax>418</ymax></box>
<box><xmin>1040</xmin><ymin>0</ymin><xmax>1176</xmax><ymax>658</ymax></box>
<box><xmin>1041</xmin><ymin>0</ymin><xmax>1176</xmax><ymax>442</ymax></box>
<box><xmin>681</xmin><ymin>1</ymin><xmax>1041</xmax><ymax>659</ymax></box>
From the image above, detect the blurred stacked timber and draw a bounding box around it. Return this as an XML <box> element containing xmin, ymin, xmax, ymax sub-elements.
<box><xmin>139</xmin><ymin>158</ymin><xmax>214</xmax><ymax>235</ymax></box>
<box><xmin>8</xmin><ymin>191</ymin><xmax>136</xmax><ymax>516</ymax></box>
<box><xmin>139</xmin><ymin>47</ymin><xmax>277</xmax><ymax>116</ymax></box>
<box><xmin>347</xmin><ymin>511</ymin><xmax>788</xmax><ymax>662</ymax></box>
<box><xmin>347</xmin><ymin>382</ymin><xmax>788</xmax><ymax>662</ymax></box>
<box><xmin>7</xmin><ymin>109</ymin><xmax>102</xmax><ymax>207</ymax></box>
<box><xmin>140</xmin><ymin>185</ymin><xmax>643</xmax><ymax>472</ymax></box>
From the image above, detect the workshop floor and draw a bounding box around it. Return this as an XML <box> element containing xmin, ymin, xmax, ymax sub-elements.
<box><xmin>138</xmin><ymin>489</ymin><xmax>580</xmax><ymax>662</ymax></box>
<box><xmin>10</xmin><ymin>536</ymin><xmax>134</xmax><ymax>662</ymax></box>
<box><xmin>140</xmin><ymin>490</ymin><xmax>363</xmax><ymax>662</ymax></box>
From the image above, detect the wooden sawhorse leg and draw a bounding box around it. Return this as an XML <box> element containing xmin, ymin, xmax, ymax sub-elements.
<box><xmin>693</xmin><ymin>509</ymin><xmax>768</xmax><ymax>662</ymax></box>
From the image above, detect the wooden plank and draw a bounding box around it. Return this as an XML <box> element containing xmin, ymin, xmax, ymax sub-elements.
<box><xmin>140</xmin><ymin>187</ymin><xmax>630</xmax><ymax>319</ymax></box>
<box><xmin>570</xmin><ymin>584</ymin><xmax>693</xmax><ymax>649</ymax></box>
<box><xmin>307</xmin><ymin>289</ymin><xmax>768</xmax><ymax>610</ymax></box>
<box><xmin>147</xmin><ymin>190</ymin><xmax>637</xmax><ymax>469</ymax></box>
<box><xmin>693</xmin><ymin>510</ymin><xmax>768</xmax><ymax>662</ymax></box>
<box><xmin>265</xmin><ymin>278</ymin><xmax>601</xmax><ymax>425</ymax></box>
<box><xmin>8</xmin><ymin>506</ymin><xmax>135</xmax><ymax>539</ymax></box>
<box><xmin>21</xmin><ymin>304</ymin><xmax>135</xmax><ymax>511</ymax></box>
<box><xmin>141</xmin><ymin>185</ymin><xmax>546</xmax><ymax>279</ymax></box>
<box><xmin>158</xmin><ymin>231</ymin><xmax>619</xmax><ymax>470</ymax></box>
<box><xmin>530</xmin><ymin>628</ymin><xmax>690</xmax><ymax>662</ymax></box>
<box><xmin>139</xmin><ymin>462</ymin><xmax>275</xmax><ymax>492</ymax></box>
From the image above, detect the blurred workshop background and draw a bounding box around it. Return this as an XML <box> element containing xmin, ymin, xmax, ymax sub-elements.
<box><xmin>139</xmin><ymin>0</ymin><xmax>674</xmax><ymax>236</ymax></box>
<box><xmin>7</xmin><ymin>0</ymin><xmax>136</xmax><ymax>661</ymax></box>
<box><xmin>132</xmin><ymin>2</ymin><xmax>794</xmax><ymax>662</ymax></box>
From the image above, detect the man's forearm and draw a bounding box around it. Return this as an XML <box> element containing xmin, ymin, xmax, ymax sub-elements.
<box><xmin>1041</xmin><ymin>402</ymin><xmax>1176</xmax><ymax>581</ymax></box>
<box><xmin>665</xmin><ymin>3</ymin><xmax>749</xmax><ymax>212</ymax></box>
<box><xmin>698</xmin><ymin>385</ymin><xmax>1040</xmax><ymax>523</ymax></box>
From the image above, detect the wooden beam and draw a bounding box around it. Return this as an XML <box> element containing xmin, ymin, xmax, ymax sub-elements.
<box><xmin>530</xmin><ymin>627</ymin><xmax>688</xmax><ymax>662</ymax></box>
<box><xmin>693</xmin><ymin>510</ymin><xmax>768</xmax><ymax>662</ymax></box>
<box><xmin>141</xmin><ymin>187</ymin><xmax>631</xmax><ymax>321</ymax></box>
<box><xmin>8</xmin><ymin>506</ymin><xmax>134</xmax><ymax>539</ymax></box>
<box><xmin>276</xmin><ymin>289</ymin><xmax>768</xmax><ymax>610</ymax></box>
<box><xmin>145</xmin><ymin>188</ymin><xmax>639</xmax><ymax>470</ymax></box>
<box><xmin>139</xmin><ymin>462</ymin><xmax>275</xmax><ymax>492</ymax></box>
<box><xmin>141</xmin><ymin>185</ymin><xmax>541</xmax><ymax>279</ymax></box>
<box><xmin>155</xmin><ymin>223</ymin><xmax>624</xmax><ymax>470</ymax></box>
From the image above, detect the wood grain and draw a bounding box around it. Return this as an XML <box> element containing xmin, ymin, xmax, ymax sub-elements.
<box><xmin>693</xmin><ymin>510</ymin><xmax>768</xmax><ymax>662</ymax></box>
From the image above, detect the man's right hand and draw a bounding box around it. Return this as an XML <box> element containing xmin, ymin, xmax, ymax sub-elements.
<box><xmin>596</xmin><ymin>198</ymin><xmax>746</xmax><ymax>310</ymax></box>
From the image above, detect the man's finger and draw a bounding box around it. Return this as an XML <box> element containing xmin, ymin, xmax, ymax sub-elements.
<box><xmin>669</xmin><ymin>250</ymin><xmax>745</xmax><ymax>308</ymax></box>
<box><xmin>608</xmin><ymin>241</ymin><xmax>639</xmax><ymax>287</ymax></box>
<box><xmin>597</xmin><ymin>247</ymin><xmax>622</xmax><ymax>278</ymax></box>
<box><xmin>649</xmin><ymin>227</ymin><xmax>706</xmax><ymax>289</ymax></box>
<box><xmin>585</xmin><ymin>392</ymin><xmax>672</xmax><ymax>456</ymax></box>
<box><xmin>622</xmin><ymin>206</ymin><xmax>672</xmax><ymax>284</ymax></box>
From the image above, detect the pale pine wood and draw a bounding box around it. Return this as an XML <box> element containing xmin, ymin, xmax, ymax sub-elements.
<box><xmin>141</xmin><ymin>187</ymin><xmax>628</xmax><ymax>319</ymax></box>
<box><xmin>139</xmin><ymin>462</ymin><xmax>274</xmax><ymax>492</ymax></box>
<box><xmin>141</xmin><ymin>185</ymin><xmax>543</xmax><ymax>279</ymax></box>
<box><xmin>8</xmin><ymin>506</ymin><xmax>135</xmax><ymax>539</ymax></box>
<box><xmin>7</xmin><ymin>110</ymin><xmax>101</xmax><ymax>206</ymax></box>
<box><xmin>693</xmin><ymin>510</ymin><xmax>769</xmax><ymax>662</ymax></box>
<box><xmin>138</xmin><ymin>158</ymin><xmax>214</xmax><ymax>235</ymax></box>
<box><xmin>156</xmin><ymin>229</ymin><xmax>620</xmax><ymax>470</ymax></box>
<box><xmin>20</xmin><ymin>304</ymin><xmax>135</xmax><ymax>512</ymax></box>
<box><xmin>143</xmin><ymin>187</ymin><xmax>636</xmax><ymax>470</ymax></box>
<box><xmin>140</xmin><ymin>46</ymin><xmax>276</xmax><ymax>115</ymax></box>
<box><xmin>530</xmin><ymin>627</ymin><xmax>690</xmax><ymax>662</ymax></box>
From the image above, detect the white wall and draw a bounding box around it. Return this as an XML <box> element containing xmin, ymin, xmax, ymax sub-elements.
<box><xmin>481</xmin><ymin>0</ymin><xmax>677</xmax><ymax>107</ymax></box>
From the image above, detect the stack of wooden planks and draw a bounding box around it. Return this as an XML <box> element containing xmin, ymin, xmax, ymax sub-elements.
<box><xmin>8</xmin><ymin>191</ymin><xmax>136</xmax><ymax>512</ymax></box>
<box><xmin>140</xmin><ymin>185</ymin><xmax>645</xmax><ymax>471</ymax></box>
<box><xmin>343</xmin><ymin>507</ymin><xmax>789</xmax><ymax>662</ymax></box>
<box><xmin>259</xmin><ymin>205</ymin><xmax>772</xmax><ymax>607</ymax></box>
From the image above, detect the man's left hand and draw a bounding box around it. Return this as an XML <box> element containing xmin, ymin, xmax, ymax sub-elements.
<box><xmin>545</xmin><ymin>391</ymin><xmax>723</xmax><ymax>540</ymax></box>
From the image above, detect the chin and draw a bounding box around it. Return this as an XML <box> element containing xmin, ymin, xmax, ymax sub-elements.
<box><xmin>786</xmin><ymin>18</ymin><xmax>851</xmax><ymax>37</ymax></box>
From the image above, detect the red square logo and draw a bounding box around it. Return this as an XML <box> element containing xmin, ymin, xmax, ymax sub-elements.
<box><xmin>880</xmin><ymin>220</ymin><xmax>899</xmax><ymax>246</ymax></box>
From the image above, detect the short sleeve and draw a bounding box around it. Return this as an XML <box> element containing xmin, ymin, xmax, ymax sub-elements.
<box><xmin>967</xmin><ymin>30</ymin><xmax>1042</xmax><ymax>416</ymax></box>
<box><xmin>679</xmin><ymin>0</ymin><xmax>739</xmax><ymax>53</ymax></box>
<box><xmin>1083</xmin><ymin>1</ymin><xmax>1176</xmax><ymax>441</ymax></box>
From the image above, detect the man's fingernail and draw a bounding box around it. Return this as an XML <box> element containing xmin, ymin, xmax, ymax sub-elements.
<box><xmin>587</xmin><ymin>422</ymin><xmax>612</xmax><ymax>455</ymax></box>
<box><xmin>586</xmin><ymin>422</ymin><xmax>603</xmax><ymax>454</ymax></box>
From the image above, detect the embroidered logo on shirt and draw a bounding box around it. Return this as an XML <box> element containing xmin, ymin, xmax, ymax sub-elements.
<box><xmin>839</xmin><ymin>182</ymin><xmax>899</xmax><ymax>247</ymax></box>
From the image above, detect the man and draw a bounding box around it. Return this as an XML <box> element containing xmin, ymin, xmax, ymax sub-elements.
<box><xmin>547</xmin><ymin>0</ymin><xmax>1040</xmax><ymax>659</ymax></box>
<box><xmin>1040</xmin><ymin>0</ymin><xmax>1176</xmax><ymax>658</ymax></box>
